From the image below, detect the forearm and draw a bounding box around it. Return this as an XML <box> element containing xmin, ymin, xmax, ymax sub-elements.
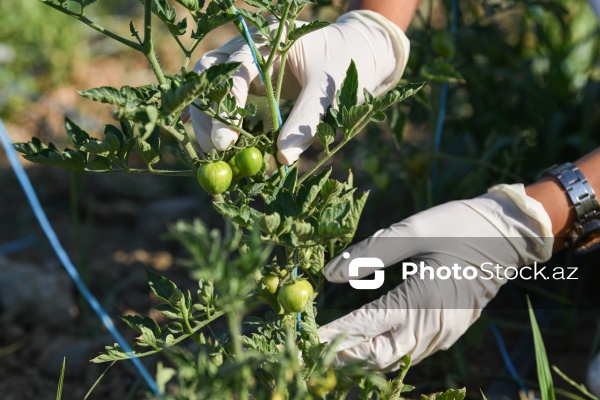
<box><xmin>347</xmin><ymin>0</ymin><xmax>422</xmax><ymax>30</ymax></box>
<box><xmin>526</xmin><ymin>148</ymin><xmax>600</xmax><ymax>252</ymax></box>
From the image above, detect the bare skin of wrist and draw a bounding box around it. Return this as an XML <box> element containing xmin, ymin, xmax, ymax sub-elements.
<box><xmin>525</xmin><ymin>148</ymin><xmax>600</xmax><ymax>253</ymax></box>
<box><xmin>348</xmin><ymin>0</ymin><xmax>422</xmax><ymax>30</ymax></box>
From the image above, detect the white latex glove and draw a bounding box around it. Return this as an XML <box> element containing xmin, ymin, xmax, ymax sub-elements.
<box><xmin>588</xmin><ymin>352</ymin><xmax>600</xmax><ymax>397</ymax></box>
<box><xmin>318</xmin><ymin>184</ymin><xmax>554</xmax><ymax>370</ymax></box>
<box><xmin>190</xmin><ymin>10</ymin><xmax>409</xmax><ymax>164</ymax></box>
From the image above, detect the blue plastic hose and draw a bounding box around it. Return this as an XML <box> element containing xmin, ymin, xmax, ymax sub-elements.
<box><xmin>0</xmin><ymin>120</ymin><xmax>161</xmax><ymax>397</ymax></box>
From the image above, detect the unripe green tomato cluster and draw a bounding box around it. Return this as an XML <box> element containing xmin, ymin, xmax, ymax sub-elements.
<box><xmin>196</xmin><ymin>147</ymin><xmax>263</xmax><ymax>194</ymax></box>
<box><xmin>278</xmin><ymin>280</ymin><xmax>314</xmax><ymax>313</ymax></box>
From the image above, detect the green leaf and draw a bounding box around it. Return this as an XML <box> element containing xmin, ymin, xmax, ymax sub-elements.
<box><xmin>371</xmin><ymin>111</ymin><xmax>386</xmax><ymax>123</ymax></box>
<box><xmin>316</xmin><ymin>122</ymin><xmax>336</xmax><ymax>153</ymax></box>
<box><xmin>300</xmin><ymin>305</ymin><xmax>319</xmax><ymax>347</ymax></box>
<box><xmin>337</xmin><ymin>60</ymin><xmax>359</xmax><ymax>109</ymax></box>
<box><xmin>137</xmin><ymin>326</ymin><xmax>159</xmax><ymax>349</ymax></box>
<box><xmin>174</xmin><ymin>0</ymin><xmax>200</xmax><ymax>11</ymax></box>
<box><xmin>236</xmin><ymin>8</ymin><xmax>270</xmax><ymax>37</ymax></box>
<box><xmin>258</xmin><ymin>213</ymin><xmax>281</xmax><ymax>235</ymax></box>
<box><xmin>65</xmin><ymin>117</ymin><xmax>90</xmax><ymax>147</ymax></box>
<box><xmin>528</xmin><ymin>297</ymin><xmax>556</xmax><ymax>400</ymax></box>
<box><xmin>432</xmin><ymin>388</ymin><xmax>466</xmax><ymax>400</ymax></box>
<box><xmin>266</xmin><ymin>190</ymin><xmax>300</xmax><ymax>219</ymax></box>
<box><xmin>136</xmin><ymin>137</ymin><xmax>160</xmax><ymax>166</ymax></box>
<box><xmin>243</xmin><ymin>0</ymin><xmax>276</xmax><ymax>13</ymax></box>
<box><xmin>374</xmin><ymin>81</ymin><xmax>426</xmax><ymax>112</ymax></box>
<box><xmin>80</xmin><ymin>133</ymin><xmax>121</xmax><ymax>157</ymax></box>
<box><xmin>24</xmin><ymin>149</ymin><xmax>86</xmax><ymax>171</ymax></box>
<box><xmin>292</xmin><ymin>221</ymin><xmax>313</xmax><ymax>241</ymax></box>
<box><xmin>162</xmin><ymin>63</ymin><xmax>241</xmax><ymax>116</ymax></box>
<box><xmin>420</xmin><ymin>60</ymin><xmax>465</xmax><ymax>83</ymax></box>
<box><xmin>340</xmin><ymin>104</ymin><xmax>373</xmax><ymax>133</ymax></box>
<box><xmin>297</xmin><ymin>168</ymin><xmax>331</xmax><ymax>213</ymax></box>
<box><xmin>343</xmin><ymin>191</ymin><xmax>369</xmax><ymax>236</ymax></box>
<box><xmin>78</xmin><ymin>85</ymin><xmax>145</xmax><ymax>107</ymax></box>
<box><xmin>192</xmin><ymin>13</ymin><xmax>238</xmax><ymax>40</ymax></box>
<box><xmin>155</xmin><ymin>304</ymin><xmax>181</xmax><ymax>319</ymax></box>
<box><xmin>91</xmin><ymin>344</ymin><xmax>132</xmax><ymax>363</ymax></box>
<box><xmin>287</xmin><ymin>20</ymin><xmax>330</xmax><ymax>43</ymax></box>
<box><xmin>121</xmin><ymin>315</ymin><xmax>161</xmax><ymax>340</ymax></box>
<box><xmin>156</xmin><ymin>362</ymin><xmax>176</xmax><ymax>395</ymax></box>
<box><xmin>147</xmin><ymin>271</ymin><xmax>177</xmax><ymax>304</ymax></box>
<box><xmin>321</xmin><ymin>179</ymin><xmax>344</xmax><ymax>205</ymax></box>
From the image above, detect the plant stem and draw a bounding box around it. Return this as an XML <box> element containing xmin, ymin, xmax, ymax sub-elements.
<box><xmin>227</xmin><ymin>311</ymin><xmax>250</xmax><ymax>400</ymax></box>
<box><xmin>80</xmin><ymin>168</ymin><xmax>196</xmax><ymax>177</ymax></box>
<box><xmin>102</xmin><ymin>310</ymin><xmax>227</xmax><ymax>362</ymax></box>
<box><xmin>275</xmin><ymin>52</ymin><xmax>288</xmax><ymax>104</ymax></box>
<box><xmin>143</xmin><ymin>0</ymin><xmax>167</xmax><ymax>87</ymax></box>
<box><xmin>43</xmin><ymin>2</ymin><xmax>142</xmax><ymax>51</ymax></box>
<box><xmin>265</xmin><ymin>1</ymin><xmax>292</xmax><ymax>70</ymax></box>
<box><xmin>160</xmin><ymin>124</ymin><xmax>200</xmax><ymax>162</ymax></box>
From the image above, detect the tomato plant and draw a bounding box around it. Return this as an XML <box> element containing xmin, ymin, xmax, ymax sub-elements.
<box><xmin>11</xmin><ymin>0</ymin><xmax>439</xmax><ymax>399</ymax></box>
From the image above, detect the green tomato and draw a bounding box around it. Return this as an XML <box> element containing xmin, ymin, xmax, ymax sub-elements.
<box><xmin>235</xmin><ymin>147</ymin><xmax>263</xmax><ymax>177</ymax></box>
<box><xmin>196</xmin><ymin>161</ymin><xmax>233</xmax><ymax>195</ymax></box>
<box><xmin>278</xmin><ymin>280</ymin><xmax>314</xmax><ymax>313</ymax></box>
<box><xmin>228</xmin><ymin>157</ymin><xmax>242</xmax><ymax>180</ymax></box>
<box><xmin>308</xmin><ymin>370</ymin><xmax>337</xmax><ymax>397</ymax></box>
<box><xmin>263</xmin><ymin>274</ymin><xmax>279</xmax><ymax>295</ymax></box>
<box><xmin>431</xmin><ymin>31</ymin><xmax>455</xmax><ymax>58</ymax></box>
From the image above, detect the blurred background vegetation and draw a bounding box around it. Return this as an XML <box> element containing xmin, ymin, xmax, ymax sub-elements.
<box><xmin>1</xmin><ymin>0</ymin><xmax>600</xmax><ymax>398</ymax></box>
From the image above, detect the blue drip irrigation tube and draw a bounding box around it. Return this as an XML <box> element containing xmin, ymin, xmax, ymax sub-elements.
<box><xmin>489</xmin><ymin>323</ymin><xmax>530</xmax><ymax>396</ymax></box>
<box><xmin>0</xmin><ymin>120</ymin><xmax>161</xmax><ymax>398</ymax></box>
<box><xmin>430</xmin><ymin>0</ymin><xmax>459</xmax><ymax>193</ymax></box>
<box><xmin>228</xmin><ymin>3</ymin><xmax>301</xmax><ymax>331</ymax></box>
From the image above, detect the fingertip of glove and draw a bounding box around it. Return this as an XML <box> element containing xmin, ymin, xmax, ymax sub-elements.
<box><xmin>211</xmin><ymin>122</ymin><xmax>239</xmax><ymax>151</ymax></box>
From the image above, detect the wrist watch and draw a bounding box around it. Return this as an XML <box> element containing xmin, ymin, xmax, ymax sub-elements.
<box><xmin>543</xmin><ymin>162</ymin><xmax>600</xmax><ymax>255</ymax></box>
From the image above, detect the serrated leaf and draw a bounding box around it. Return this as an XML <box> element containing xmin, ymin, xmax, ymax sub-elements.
<box><xmin>192</xmin><ymin>13</ymin><xmax>238</xmax><ymax>40</ymax></box>
<box><xmin>243</xmin><ymin>0</ymin><xmax>276</xmax><ymax>13</ymax></box>
<box><xmin>288</xmin><ymin>20</ymin><xmax>330</xmax><ymax>43</ymax></box>
<box><xmin>337</xmin><ymin>60</ymin><xmax>359</xmax><ymax>109</ymax></box>
<box><xmin>321</xmin><ymin>180</ymin><xmax>344</xmax><ymax>204</ymax></box>
<box><xmin>175</xmin><ymin>0</ymin><xmax>200</xmax><ymax>11</ymax></box>
<box><xmin>147</xmin><ymin>271</ymin><xmax>177</xmax><ymax>304</ymax></box>
<box><xmin>266</xmin><ymin>190</ymin><xmax>300</xmax><ymax>219</ymax></box>
<box><xmin>236</xmin><ymin>8</ymin><xmax>270</xmax><ymax>37</ymax></box>
<box><xmin>155</xmin><ymin>304</ymin><xmax>181</xmax><ymax>319</ymax></box>
<box><xmin>80</xmin><ymin>133</ymin><xmax>120</xmax><ymax>157</ymax></box>
<box><xmin>340</xmin><ymin>104</ymin><xmax>373</xmax><ymax>133</ymax></box>
<box><xmin>246</xmin><ymin>183</ymin><xmax>265</xmax><ymax>197</ymax></box>
<box><xmin>258</xmin><ymin>213</ymin><xmax>281</xmax><ymax>234</ymax></box>
<box><xmin>162</xmin><ymin>63</ymin><xmax>241</xmax><ymax>116</ymax></box>
<box><xmin>316</xmin><ymin>122</ymin><xmax>335</xmax><ymax>153</ymax></box>
<box><xmin>292</xmin><ymin>221</ymin><xmax>313</xmax><ymax>241</ymax></box>
<box><xmin>90</xmin><ymin>344</ymin><xmax>132</xmax><ymax>363</ymax></box>
<box><xmin>371</xmin><ymin>111</ymin><xmax>386</xmax><ymax>123</ymax></box>
<box><xmin>374</xmin><ymin>82</ymin><xmax>426</xmax><ymax>112</ymax></box>
<box><xmin>78</xmin><ymin>85</ymin><xmax>145</xmax><ymax>107</ymax></box>
<box><xmin>297</xmin><ymin>168</ymin><xmax>331</xmax><ymax>213</ymax></box>
<box><xmin>137</xmin><ymin>326</ymin><xmax>159</xmax><ymax>349</ymax></box>
<box><xmin>300</xmin><ymin>305</ymin><xmax>319</xmax><ymax>347</ymax></box>
<box><xmin>136</xmin><ymin>137</ymin><xmax>160</xmax><ymax>166</ymax></box>
<box><xmin>431</xmin><ymin>388</ymin><xmax>466</xmax><ymax>400</ymax></box>
<box><xmin>65</xmin><ymin>117</ymin><xmax>90</xmax><ymax>147</ymax></box>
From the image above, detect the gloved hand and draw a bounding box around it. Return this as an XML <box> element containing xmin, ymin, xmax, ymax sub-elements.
<box><xmin>317</xmin><ymin>184</ymin><xmax>554</xmax><ymax>370</ymax></box>
<box><xmin>190</xmin><ymin>10</ymin><xmax>410</xmax><ymax>165</ymax></box>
